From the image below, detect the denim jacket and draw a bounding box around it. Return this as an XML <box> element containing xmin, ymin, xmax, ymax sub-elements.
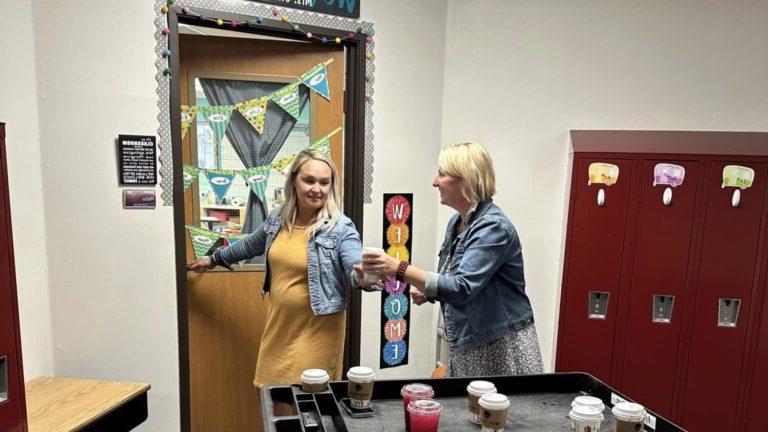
<box><xmin>212</xmin><ymin>210</ymin><xmax>365</xmax><ymax>315</ymax></box>
<box><xmin>424</xmin><ymin>199</ymin><xmax>535</xmax><ymax>352</ymax></box>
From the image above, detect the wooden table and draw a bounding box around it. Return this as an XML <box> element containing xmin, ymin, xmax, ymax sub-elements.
<box><xmin>25</xmin><ymin>377</ymin><xmax>150</xmax><ymax>432</ymax></box>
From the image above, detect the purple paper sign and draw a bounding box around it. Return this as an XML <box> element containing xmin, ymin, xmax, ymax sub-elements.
<box><xmin>653</xmin><ymin>163</ymin><xmax>685</xmax><ymax>187</ymax></box>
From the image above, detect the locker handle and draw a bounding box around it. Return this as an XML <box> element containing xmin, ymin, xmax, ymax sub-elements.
<box><xmin>588</xmin><ymin>291</ymin><xmax>609</xmax><ymax>319</ymax></box>
<box><xmin>0</xmin><ymin>355</ymin><xmax>7</xmax><ymax>405</ymax></box>
<box><xmin>718</xmin><ymin>298</ymin><xmax>741</xmax><ymax>327</ymax></box>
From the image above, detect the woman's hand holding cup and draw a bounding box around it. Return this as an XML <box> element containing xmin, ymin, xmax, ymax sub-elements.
<box><xmin>362</xmin><ymin>247</ymin><xmax>400</xmax><ymax>279</ymax></box>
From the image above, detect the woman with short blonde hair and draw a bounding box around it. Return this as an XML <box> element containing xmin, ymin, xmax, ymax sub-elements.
<box><xmin>437</xmin><ymin>141</ymin><xmax>496</xmax><ymax>204</ymax></box>
<box><xmin>364</xmin><ymin>141</ymin><xmax>544</xmax><ymax>377</ymax></box>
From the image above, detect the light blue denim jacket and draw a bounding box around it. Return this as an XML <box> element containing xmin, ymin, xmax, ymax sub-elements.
<box><xmin>211</xmin><ymin>210</ymin><xmax>366</xmax><ymax>315</ymax></box>
<box><xmin>423</xmin><ymin>199</ymin><xmax>535</xmax><ymax>352</ymax></box>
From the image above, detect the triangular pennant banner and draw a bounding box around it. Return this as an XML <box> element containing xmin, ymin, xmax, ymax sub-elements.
<box><xmin>270</xmin><ymin>83</ymin><xmax>301</xmax><ymax>120</ymax></box>
<box><xmin>199</xmin><ymin>105</ymin><xmax>234</xmax><ymax>145</ymax></box>
<box><xmin>204</xmin><ymin>169</ymin><xmax>236</xmax><ymax>202</ymax></box>
<box><xmin>240</xmin><ymin>166</ymin><xmax>271</xmax><ymax>203</ymax></box>
<box><xmin>302</xmin><ymin>65</ymin><xmax>330</xmax><ymax>101</ymax></box>
<box><xmin>236</xmin><ymin>97</ymin><xmax>268</xmax><ymax>134</ymax></box>
<box><xmin>182</xmin><ymin>165</ymin><xmax>201</xmax><ymax>191</ymax></box>
<box><xmin>272</xmin><ymin>155</ymin><xmax>296</xmax><ymax>175</ymax></box>
<box><xmin>308</xmin><ymin>137</ymin><xmax>331</xmax><ymax>157</ymax></box>
<box><xmin>186</xmin><ymin>225</ymin><xmax>220</xmax><ymax>260</ymax></box>
<box><xmin>181</xmin><ymin>105</ymin><xmax>199</xmax><ymax>140</ymax></box>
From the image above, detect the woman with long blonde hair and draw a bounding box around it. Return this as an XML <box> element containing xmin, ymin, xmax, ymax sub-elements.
<box><xmin>188</xmin><ymin>149</ymin><xmax>376</xmax><ymax>386</ymax></box>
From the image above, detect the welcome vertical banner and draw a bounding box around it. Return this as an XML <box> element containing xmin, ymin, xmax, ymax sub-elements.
<box><xmin>380</xmin><ymin>193</ymin><xmax>413</xmax><ymax>368</ymax></box>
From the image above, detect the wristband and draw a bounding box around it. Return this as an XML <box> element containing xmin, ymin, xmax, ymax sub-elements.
<box><xmin>395</xmin><ymin>261</ymin><xmax>409</xmax><ymax>282</ymax></box>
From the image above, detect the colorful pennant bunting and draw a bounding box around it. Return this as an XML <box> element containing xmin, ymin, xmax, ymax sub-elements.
<box><xmin>181</xmin><ymin>105</ymin><xmax>199</xmax><ymax>140</ymax></box>
<box><xmin>183</xmin><ymin>165</ymin><xmax>201</xmax><ymax>191</ymax></box>
<box><xmin>240</xmin><ymin>166</ymin><xmax>271</xmax><ymax>203</ymax></box>
<box><xmin>236</xmin><ymin>97</ymin><xmax>268</xmax><ymax>134</ymax></box>
<box><xmin>270</xmin><ymin>82</ymin><xmax>302</xmax><ymax>120</ymax></box>
<box><xmin>204</xmin><ymin>169</ymin><xmax>236</xmax><ymax>202</ymax></box>
<box><xmin>199</xmin><ymin>105</ymin><xmax>235</xmax><ymax>146</ymax></box>
<box><xmin>182</xmin><ymin>59</ymin><xmax>334</xmax><ymax>137</ymax></box>
<box><xmin>187</xmin><ymin>225</ymin><xmax>220</xmax><ymax>259</ymax></box>
<box><xmin>302</xmin><ymin>64</ymin><xmax>330</xmax><ymax>101</ymax></box>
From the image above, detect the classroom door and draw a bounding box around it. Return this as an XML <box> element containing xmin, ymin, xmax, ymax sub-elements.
<box><xmin>179</xmin><ymin>34</ymin><xmax>344</xmax><ymax>432</ymax></box>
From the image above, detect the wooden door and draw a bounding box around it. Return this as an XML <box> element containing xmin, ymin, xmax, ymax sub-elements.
<box><xmin>617</xmin><ymin>159</ymin><xmax>700</xmax><ymax>418</ymax></box>
<box><xmin>680</xmin><ymin>160</ymin><xmax>767</xmax><ymax>431</ymax></box>
<box><xmin>179</xmin><ymin>34</ymin><xmax>344</xmax><ymax>431</ymax></box>
<box><xmin>556</xmin><ymin>157</ymin><xmax>635</xmax><ymax>383</ymax></box>
<box><xmin>0</xmin><ymin>124</ymin><xmax>27</xmax><ymax>432</ymax></box>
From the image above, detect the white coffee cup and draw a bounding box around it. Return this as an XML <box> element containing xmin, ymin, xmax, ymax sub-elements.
<box><xmin>300</xmin><ymin>368</ymin><xmax>330</xmax><ymax>393</ymax></box>
<box><xmin>571</xmin><ymin>395</ymin><xmax>605</xmax><ymax>414</ymax></box>
<box><xmin>569</xmin><ymin>405</ymin><xmax>604</xmax><ymax>432</ymax></box>
<box><xmin>478</xmin><ymin>393</ymin><xmax>510</xmax><ymax>432</ymax></box>
<box><xmin>362</xmin><ymin>246</ymin><xmax>385</xmax><ymax>282</ymax></box>
<box><xmin>611</xmin><ymin>402</ymin><xmax>646</xmax><ymax>432</ymax></box>
<box><xmin>346</xmin><ymin>366</ymin><xmax>376</xmax><ymax>409</ymax></box>
<box><xmin>467</xmin><ymin>381</ymin><xmax>497</xmax><ymax>424</ymax></box>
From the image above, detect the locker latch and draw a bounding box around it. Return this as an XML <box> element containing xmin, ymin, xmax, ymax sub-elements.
<box><xmin>718</xmin><ymin>298</ymin><xmax>741</xmax><ymax>327</ymax></box>
<box><xmin>652</xmin><ymin>295</ymin><xmax>675</xmax><ymax>323</ymax></box>
<box><xmin>653</xmin><ymin>294</ymin><xmax>675</xmax><ymax>324</ymax></box>
<box><xmin>0</xmin><ymin>355</ymin><xmax>7</xmax><ymax>405</ymax></box>
<box><xmin>588</xmin><ymin>291</ymin><xmax>609</xmax><ymax>319</ymax></box>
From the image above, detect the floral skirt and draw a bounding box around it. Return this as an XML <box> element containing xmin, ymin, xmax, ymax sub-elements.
<box><xmin>448</xmin><ymin>322</ymin><xmax>544</xmax><ymax>377</ymax></box>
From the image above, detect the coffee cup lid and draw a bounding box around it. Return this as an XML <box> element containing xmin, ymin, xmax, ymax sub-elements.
<box><xmin>569</xmin><ymin>405</ymin><xmax>604</xmax><ymax>422</ymax></box>
<box><xmin>467</xmin><ymin>380</ymin><xmax>496</xmax><ymax>395</ymax></box>
<box><xmin>400</xmin><ymin>383</ymin><xmax>434</xmax><ymax>398</ymax></box>
<box><xmin>611</xmin><ymin>402</ymin><xmax>647</xmax><ymax>421</ymax></box>
<box><xmin>300</xmin><ymin>369</ymin><xmax>329</xmax><ymax>384</ymax></box>
<box><xmin>407</xmin><ymin>399</ymin><xmax>443</xmax><ymax>415</ymax></box>
<box><xmin>363</xmin><ymin>246</ymin><xmax>384</xmax><ymax>252</ymax></box>
<box><xmin>571</xmin><ymin>396</ymin><xmax>605</xmax><ymax>412</ymax></box>
<box><xmin>478</xmin><ymin>392</ymin><xmax>510</xmax><ymax>409</ymax></box>
<box><xmin>347</xmin><ymin>366</ymin><xmax>375</xmax><ymax>381</ymax></box>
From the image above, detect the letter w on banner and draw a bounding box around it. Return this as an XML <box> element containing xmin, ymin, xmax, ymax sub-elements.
<box><xmin>380</xmin><ymin>193</ymin><xmax>413</xmax><ymax>369</ymax></box>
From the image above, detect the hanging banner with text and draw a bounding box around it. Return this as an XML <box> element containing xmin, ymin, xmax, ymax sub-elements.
<box><xmin>249</xmin><ymin>0</ymin><xmax>360</xmax><ymax>19</ymax></box>
<box><xmin>379</xmin><ymin>193</ymin><xmax>413</xmax><ymax>369</ymax></box>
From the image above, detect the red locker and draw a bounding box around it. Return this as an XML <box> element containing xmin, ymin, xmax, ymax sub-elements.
<box><xmin>679</xmin><ymin>160</ymin><xmax>767</xmax><ymax>431</ymax></box>
<box><xmin>556</xmin><ymin>158</ymin><xmax>634</xmax><ymax>383</ymax></box>
<box><xmin>617</xmin><ymin>159</ymin><xmax>700</xmax><ymax>418</ymax></box>
<box><xmin>0</xmin><ymin>123</ymin><xmax>27</xmax><ymax>432</ymax></box>
<box><xmin>744</xmin><ymin>276</ymin><xmax>768</xmax><ymax>430</ymax></box>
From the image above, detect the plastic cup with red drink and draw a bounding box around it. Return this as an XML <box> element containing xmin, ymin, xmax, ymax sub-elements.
<box><xmin>400</xmin><ymin>383</ymin><xmax>434</xmax><ymax>431</ymax></box>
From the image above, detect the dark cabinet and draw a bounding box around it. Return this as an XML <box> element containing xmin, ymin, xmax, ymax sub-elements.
<box><xmin>0</xmin><ymin>123</ymin><xmax>27</xmax><ymax>432</ymax></box>
<box><xmin>556</xmin><ymin>131</ymin><xmax>768</xmax><ymax>431</ymax></box>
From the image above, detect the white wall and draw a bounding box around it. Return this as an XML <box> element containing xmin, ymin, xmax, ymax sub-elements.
<box><xmin>440</xmin><ymin>0</ymin><xmax>768</xmax><ymax>370</ymax></box>
<box><xmin>0</xmin><ymin>1</ymin><xmax>53</xmax><ymax>380</ymax></box>
<box><xmin>359</xmin><ymin>0</ymin><xmax>447</xmax><ymax>379</ymax></box>
<box><xmin>13</xmin><ymin>0</ymin><xmax>768</xmax><ymax>430</ymax></box>
<box><xmin>30</xmin><ymin>1</ymin><xmax>179</xmax><ymax>430</ymax></box>
<box><xmin>16</xmin><ymin>0</ymin><xmax>448</xmax><ymax>430</ymax></box>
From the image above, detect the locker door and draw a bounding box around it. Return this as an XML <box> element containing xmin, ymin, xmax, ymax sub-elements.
<box><xmin>557</xmin><ymin>158</ymin><xmax>634</xmax><ymax>383</ymax></box>
<box><xmin>681</xmin><ymin>161</ymin><xmax>767</xmax><ymax>431</ymax></box>
<box><xmin>744</xmin><ymin>277</ymin><xmax>768</xmax><ymax>430</ymax></box>
<box><xmin>618</xmin><ymin>160</ymin><xmax>699</xmax><ymax>418</ymax></box>
<box><xmin>0</xmin><ymin>125</ymin><xmax>26</xmax><ymax>432</ymax></box>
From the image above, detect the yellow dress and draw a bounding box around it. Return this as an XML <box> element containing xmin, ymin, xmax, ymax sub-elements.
<box><xmin>253</xmin><ymin>226</ymin><xmax>347</xmax><ymax>387</ymax></box>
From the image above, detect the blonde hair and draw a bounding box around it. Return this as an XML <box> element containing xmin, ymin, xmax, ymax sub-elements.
<box><xmin>438</xmin><ymin>141</ymin><xmax>496</xmax><ymax>204</ymax></box>
<box><xmin>279</xmin><ymin>149</ymin><xmax>341</xmax><ymax>238</ymax></box>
